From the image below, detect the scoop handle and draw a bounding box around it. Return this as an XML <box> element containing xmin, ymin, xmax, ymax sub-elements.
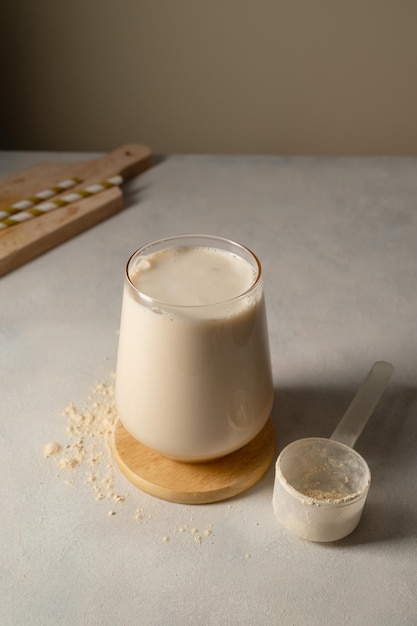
<box><xmin>330</xmin><ymin>361</ymin><xmax>394</xmax><ymax>448</ymax></box>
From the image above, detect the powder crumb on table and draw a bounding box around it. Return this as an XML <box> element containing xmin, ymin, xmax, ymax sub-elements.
<box><xmin>194</xmin><ymin>535</ymin><xmax>202</xmax><ymax>544</ymax></box>
<box><xmin>162</xmin><ymin>536</ymin><xmax>170</xmax><ymax>543</ymax></box>
<box><xmin>134</xmin><ymin>508</ymin><xmax>144</xmax><ymax>522</ymax></box>
<box><xmin>42</xmin><ymin>442</ymin><xmax>62</xmax><ymax>458</ymax></box>
<box><xmin>58</xmin><ymin>456</ymin><xmax>80</xmax><ymax>470</ymax></box>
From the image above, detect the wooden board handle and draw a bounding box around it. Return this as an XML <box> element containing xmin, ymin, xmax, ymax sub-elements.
<box><xmin>80</xmin><ymin>144</ymin><xmax>152</xmax><ymax>181</ymax></box>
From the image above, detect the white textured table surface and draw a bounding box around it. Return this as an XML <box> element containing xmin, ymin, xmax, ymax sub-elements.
<box><xmin>1</xmin><ymin>151</ymin><xmax>417</xmax><ymax>625</ymax></box>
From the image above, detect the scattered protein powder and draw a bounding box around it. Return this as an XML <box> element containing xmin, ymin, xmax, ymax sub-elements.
<box><xmin>42</xmin><ymin>375</ymin><xmax>217</xmax><ymax>546</ymax></box>
<box><xmin>43</xmin><ymin>374</ymin><xmax>128</xmax><ymax>507</ymax></box>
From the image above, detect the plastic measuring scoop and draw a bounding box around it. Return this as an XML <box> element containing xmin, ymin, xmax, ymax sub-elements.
<box><xmin>273</xmin><ymin>361</ymin><xmax>394</xmax><ymax>542</ymax></box>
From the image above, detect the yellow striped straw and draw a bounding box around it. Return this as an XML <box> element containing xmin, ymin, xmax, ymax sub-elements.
<box><xmin>0</xmin><ymin>177</ymin><xmax>82</xmax><ymax>220</ymax></box>
<box><xmin>0</xmin><ymin>175</ymin><xmax>123</xmax><ymax>230</ymax></box>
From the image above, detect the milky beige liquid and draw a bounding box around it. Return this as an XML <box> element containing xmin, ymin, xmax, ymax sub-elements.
<box><xmin>115</xmin><ymin>245</ymin><xmax>274</xmax><ymax>461</ymax></box>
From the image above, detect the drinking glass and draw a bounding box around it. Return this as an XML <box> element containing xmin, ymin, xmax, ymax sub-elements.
<box><xmin>115</xmin><ymin>234</ymin><xmax>274</xmax><ymax>462</ymax></box>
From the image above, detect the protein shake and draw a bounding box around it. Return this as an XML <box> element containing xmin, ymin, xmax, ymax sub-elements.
<box><xmin>115</xmin><ymin>235</ymin><xmax>274</xmax><ymax>461</ymax></box>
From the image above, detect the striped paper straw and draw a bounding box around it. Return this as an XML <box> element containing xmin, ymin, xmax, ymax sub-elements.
<box><xmin>0</xmin><ymin>175</ymin><xmax>123</xmax><ymax>230</ymax></box>
<box><xmin>0</xmin><ymin>177</ymin><xmax>82</xmax><ymax>220</ymax></box>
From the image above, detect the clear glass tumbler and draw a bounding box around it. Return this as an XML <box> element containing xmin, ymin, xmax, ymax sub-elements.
<box><xmin>115</xmin><ymin>234</ymin><xmax>274</xmax><ymax>461</ymax></box>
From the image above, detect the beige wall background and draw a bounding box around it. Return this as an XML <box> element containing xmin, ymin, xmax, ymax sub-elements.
<box><xmin>2</xmin><ymin>0</ymin><xmax>417</xmax><ymax>155</ymax></box>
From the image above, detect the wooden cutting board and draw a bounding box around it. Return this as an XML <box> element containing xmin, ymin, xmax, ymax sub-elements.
<box><xmin>0</xmin><ymin>144</ymin><xmax>151</xmax><ymax>277</ymax></box>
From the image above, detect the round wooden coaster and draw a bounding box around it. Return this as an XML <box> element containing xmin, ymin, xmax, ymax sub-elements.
<box><xmin>112</xmin><ymin>418</ymin><xmax>276</xmax><ymax>504</ymax></box>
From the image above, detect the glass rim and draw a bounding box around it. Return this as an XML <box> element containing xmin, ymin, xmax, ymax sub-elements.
<box><xmin>125</xmin><ymin>234</ymin><xmax>262</xmax><ymax>309</ymax></box>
